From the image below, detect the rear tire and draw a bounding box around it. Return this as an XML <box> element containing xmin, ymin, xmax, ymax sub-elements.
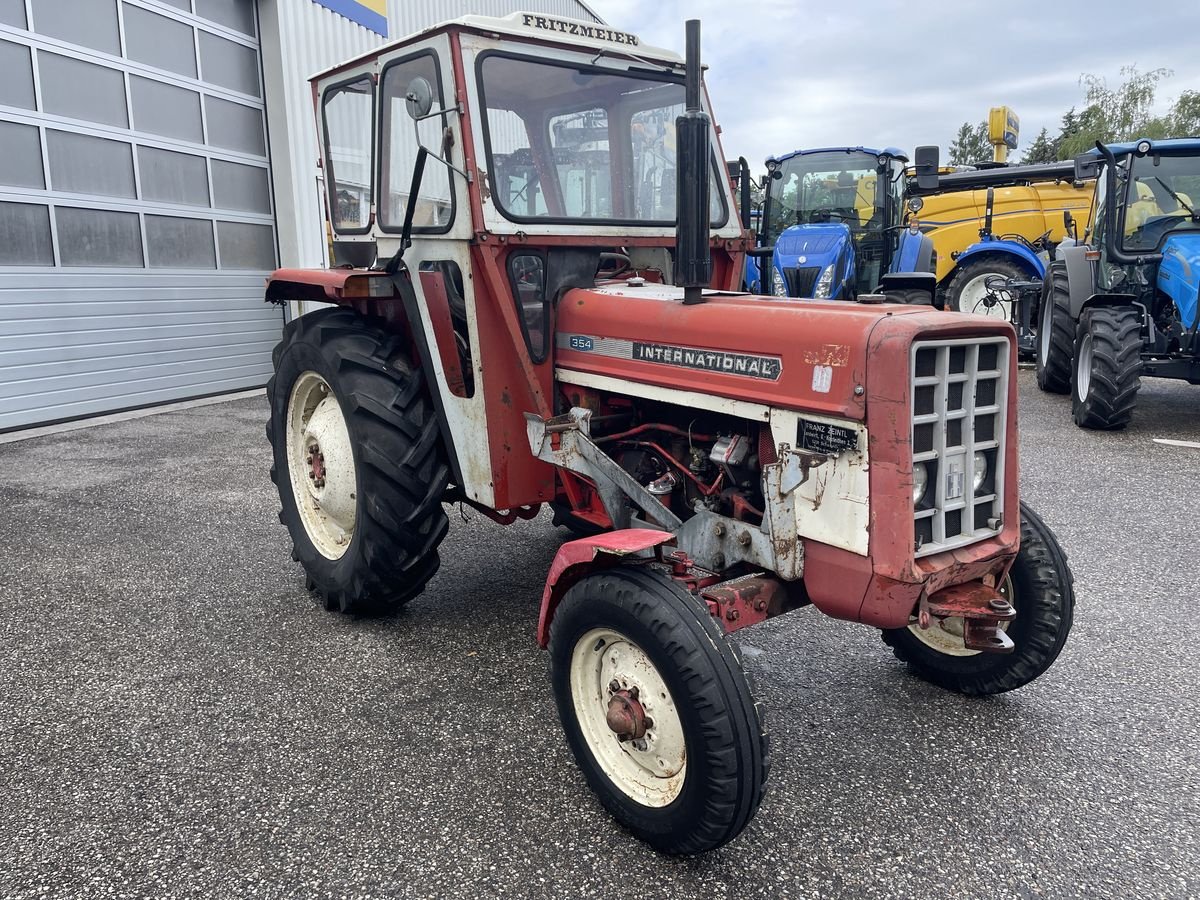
<box><xmin>1071</xmin><ymin>306</ymin><xmax>1142</xmax><ymax>430</ymax></box>
<box><xmin>1036</xmin><ymin>261</ymin><xmax>1075</xmax><ymax>394</ymax></box>
<box><xmin>881</xmin><ymin>502</ymin><xmax>1074</xmax><ymax>696</ymax></box>
<box><xmin>548</xmin><ymin>567</ymin><xmax>769</xmax><ymax>854</ymax></box>
<box><xmin>882</xmin><ymin>288</ymin><xmax>934</xmax><ymax>306</ymax></box>
<box><xmin>267</xmin><ymin>307</ymin><xmax>450</xmax><ymax>614</ymax></box>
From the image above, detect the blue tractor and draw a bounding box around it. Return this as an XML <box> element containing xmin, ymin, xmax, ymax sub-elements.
<box><xmin>1036</xmin><ymin>138</ymin><xmax>1200</xmax><ymax>429</ymax></box>
<box><xmin>748</xmin><ymin>146</ymin><xmax>936</xmax><ymax>302</ymax></box>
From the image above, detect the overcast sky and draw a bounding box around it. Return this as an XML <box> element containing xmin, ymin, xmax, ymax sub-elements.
<box><xmin>586</xmin><ymin>0</ymin><xmax>1200</xmax><ymax>169</ymax></box>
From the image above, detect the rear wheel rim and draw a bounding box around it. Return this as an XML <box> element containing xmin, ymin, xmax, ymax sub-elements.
<box><xmin>569</xmin><ymin>627</ymin><xmax>687</xmax><ymax>807</ymax></box>
<box><xmin>907</xmin><ymin>576</ymin><xmax>1013</xmax><ymax>657</ymax></box>
<box><xmin>960</xmin><ymin>272</ymin><xmax>1012</xmax><ymax>321</ymax></box>
<box><xmin>285</xmin><ymin>371</ymin><xmax>357</xmax><ymax>560</ymax></box>
<box><xmin>1076</xmin><ymin>333</ymin><xmax>1094</xmax><ymax>401</ymax></box>
<box><xmin>1040</xmin><ymin>297</ymin><xmax>1053</xmax><ymax>360</ymax></box>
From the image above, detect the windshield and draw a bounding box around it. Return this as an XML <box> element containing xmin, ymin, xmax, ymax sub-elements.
<box><xmin>1122</xmin><ymin>153</ymin><xmax>1200</xmax><ymax>251</ymax></box>
<box><xmin>766</xmin><ymin>151</ymin><xmax>889</xmax><ymax>240</ymax></box>
<box><xmin>477</xmin><ymin>53</ymin><xmax>727</xmax><ymax>225</ymax></box>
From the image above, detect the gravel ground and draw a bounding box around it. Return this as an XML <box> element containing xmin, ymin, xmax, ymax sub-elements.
<box><xmin>1</xmin><ymin>371</ymin><xmax>1197</xmax><ymax>900</ymax></box>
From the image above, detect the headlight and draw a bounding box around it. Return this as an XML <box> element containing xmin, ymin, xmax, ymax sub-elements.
<box><xmin>972</xmin><ymin>450</ymin><xmax>988</xmax><ymax>492</ymax></box>
<box><xmin>771</xmin><ymin>268</ymin><xmax>788</xmax><ymax>296</ymax></box>
<box><xmin>814</xmin><ymin>266</ymin><xmax>834</xmax><ymax>298</ymax></box>
<box><xmin>913</xmin><ymin>462</ymin><xmax>929</xmax><ymax>505</ymax></box>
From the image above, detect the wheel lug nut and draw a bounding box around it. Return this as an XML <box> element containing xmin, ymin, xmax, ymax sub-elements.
<box><xmin>608</xmin><ymin>680</ymin><xmax>620</xmax><ymax>693</ymax></box>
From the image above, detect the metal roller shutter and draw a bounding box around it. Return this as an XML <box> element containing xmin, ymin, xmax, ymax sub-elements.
<box><xmin>0</xmin><ymin>0</ymin><xmax>281</xmax><ymax>431</ymax></box>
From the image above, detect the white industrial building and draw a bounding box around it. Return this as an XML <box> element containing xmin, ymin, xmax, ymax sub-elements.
<box><xmin>0</xmin><ymin>0</ymin><xmax>602</xmax><ymax>431</ymax></box>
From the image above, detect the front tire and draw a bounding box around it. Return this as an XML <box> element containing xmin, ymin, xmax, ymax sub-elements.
<box><xmin>1036</xmin><ymin>261</ymin><xmax>1075</xmax><ymax>394</ymax></box>
<box><xmin>267</xmin><ymin>308</ymin><xmax>450</xmax><ymax>614</ymax></box>
<box><xmin>881</xmin><ymin>502</ymin><xmax>1074</xmax><ymax>695</ymax></box>
<box><xmin>548</xmin><ymin>567</ymin><xmax>769</xmax><ymax>854</ymax></box>
<box><xmin>1071</xmin><ymin>306</ymin><xmax>1142</xmax><ymax>430</ymax></box>
<box><xmin>946</xmin><ymin>257</ymin><xmax>1025</xmax><ymax>321</ymax></box>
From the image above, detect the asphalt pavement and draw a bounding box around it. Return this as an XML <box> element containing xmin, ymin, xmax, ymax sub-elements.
<box><xmin>1</xmin><ymin>371</ymin><xmax>1197</xmax><ymax>899</ymax></box>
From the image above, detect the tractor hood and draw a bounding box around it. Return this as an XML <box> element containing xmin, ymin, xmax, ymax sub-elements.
<box><xmin>554</xmin><ymin>284</ymin><xmax>969</xmax><ymax>420</ymax></box>
<box><xmin>1159</xmin><ymin>232</ymin><xmax>1200</xmax><ymax>331</ymax></box>
<box><xmin>775</xmin><ymin>223</ymin><xmax>850</xmax><ymax>262</ymax></box>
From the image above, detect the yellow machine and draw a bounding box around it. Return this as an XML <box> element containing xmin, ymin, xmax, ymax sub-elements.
<box><xmin>918</xmin><ymin>178</ymin><xmax>1095</xmax><ymax>284</ymax></box>
<box><xmin>907</xmin><ymin>108</ymin><xmax>1097</xmax><ymax>316</ymax></box>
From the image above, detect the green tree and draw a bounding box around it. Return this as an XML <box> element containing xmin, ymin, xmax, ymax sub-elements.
<box><xmin>1021</xmin><ymin>127</ymin><xmax>1057</xmax><ymax>164</ymax></box>
<box><xmin>1168</xmin><ymin>89</ymin><xmax>1200</xmax><ymax>136</ymax></box>
<box><xmin>948</xmin><ymin>121</ymin><xmax>991</xmax><ymax>166</ymax></box>
<box><xmin>1058</xmin><ymin>66</ymin><xmax>1173</xmax><ymax>158</ymax></box>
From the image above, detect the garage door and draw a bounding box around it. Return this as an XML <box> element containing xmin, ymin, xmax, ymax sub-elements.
<box><xmin>0</xmin><ymin>0</ymin><xmax>282</xmax><ymax>431</ymax></box>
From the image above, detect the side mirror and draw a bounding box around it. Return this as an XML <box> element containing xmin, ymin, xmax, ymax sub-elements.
<box><xmin>913</xmin><ymin>145</ymin><xmax>940</xmax><ymax>192</ymax></box>
<box><xmin>1073</xmin><ymin>154</ymin><xmax>1099</xmax><ymax>183</ymax></box>
<box><xmin>405</xmin><ymin>76</ymin><xmax>434</xmax><ymax>120</ymax></box>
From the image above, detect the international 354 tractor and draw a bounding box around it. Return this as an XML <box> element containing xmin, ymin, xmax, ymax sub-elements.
<box><xmin>1037</xmin><ymin>139</ymin><xmax>1200</xmax><ymax>428</ymax></box>
<box><xmin>264</xmin><ymin>13</ymin><xmax>1075</xmax><ymax>854</ymax></box>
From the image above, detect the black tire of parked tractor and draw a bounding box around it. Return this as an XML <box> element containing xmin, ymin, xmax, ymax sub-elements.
<box><xmin>882</xmin><ymin>288</ymin><xmax>935</xmax><ymax>306</ymax></box>
<box><xmin>548</xmin><ymin>566</ymin><xmax>769</xmax><ymax>854</ymax></box>
<box><xmin>1071</xmin><ymin>305</ymin><xmax>1143</xmax><ymax>430</ymax></box>
<box><xmin>1036</xmin><ymin>262</ymin><xmax>1075</xmax><ymax>394</ymax></box>
<box><xmin>881</xmin><ymin>502</ymin><xmax>1074</xmax><ymax>696</ymax></box>
<box><xmin>267</xmin><ymin>307</ymin><xmax>450</xmax><ymax>614</ymax></box>
<box><xmin>945</xmin><ymin>256</ymin><xmax>1026</xmax><ymax>318</ymax></box>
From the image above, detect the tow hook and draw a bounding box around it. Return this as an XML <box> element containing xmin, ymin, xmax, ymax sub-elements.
<box><xmin>919</xmin><ymin>582</ymin><xmax>1016</xmax><ymax>654</ymax></box>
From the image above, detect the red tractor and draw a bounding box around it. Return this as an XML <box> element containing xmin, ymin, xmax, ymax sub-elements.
<box><xmin>265</xmin><ymin>13</ymin><xmax>1074</xmax><ymax>854</ymax></box>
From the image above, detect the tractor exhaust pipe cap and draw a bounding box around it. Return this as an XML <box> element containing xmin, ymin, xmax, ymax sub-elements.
<box><xmin>674</xmin><ymin>19</ymin><xmax>712</xmax><ymax>305</ymax></box>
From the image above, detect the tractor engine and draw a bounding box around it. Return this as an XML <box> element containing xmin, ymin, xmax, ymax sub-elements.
<box><xmin>555</xmin><ymin>390</ymin><xmax>767</xmax><ymax>527</ymax></box>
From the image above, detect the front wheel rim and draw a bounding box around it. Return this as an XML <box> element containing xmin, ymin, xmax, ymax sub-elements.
<box><xmin>285</xmin><ymin>371</ymin><xmax>357</xmax><ymax>559</ymax></box>
<box><xmin>1076</xmin><ymin>333</ymin><xmax>1094</xmax><ymax>401</ymax></box>
<box><xmin>569</xmin><ymin>628</ymin><xmax>687</xmax><ymax>807</ymax></box>
<box><xmin>960</xmin><ymin>273</ymin><xmax>1012</xmax><ymax>321</ymax></box>
<box><xmin>907</xmin><ymin>576</ymin><xmax>1013</xmax><ymax>657</ymax></box>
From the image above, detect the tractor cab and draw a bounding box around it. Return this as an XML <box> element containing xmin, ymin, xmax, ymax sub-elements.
<box><xmin>283</xmin><ymin>13</ymin><xmax>747</xmax><ymax>512</ymax></box>
<box><xmin>753</xmin><ymin>147</ymin><xmax>912</xmax><ymax>298</ymax></box>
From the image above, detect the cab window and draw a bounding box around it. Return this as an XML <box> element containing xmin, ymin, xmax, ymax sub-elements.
<box><xmin>378</xmin><ymin>51</ymin><xmax>454</xmax><ymax>233</ymax></box>
<box><xmin>323</xmin><ymin>76</ymin><xmax>374</xmax><ymax>233</ymax></box>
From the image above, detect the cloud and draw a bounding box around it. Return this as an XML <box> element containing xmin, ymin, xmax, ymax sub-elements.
<box><xmin>585</xmin><ymin>0</ymin><xmax>1200</xmax><ymax>168</ymax></box>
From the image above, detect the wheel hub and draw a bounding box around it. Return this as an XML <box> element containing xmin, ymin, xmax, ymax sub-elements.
<box><xmin>605</xmin><ymin>684</ymin><xmax>652</xmax><ymax>742</ymax></box>
<box><xmin>306</xmin><ymin>441</ymin><xmax>327</xmax><ymax>488</ymax></box>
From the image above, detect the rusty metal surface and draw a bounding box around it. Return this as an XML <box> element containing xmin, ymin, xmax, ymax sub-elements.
<box><xmin>923</xmin><ymin>581</ymin><xmax>1015</xmax><ymax>621</ymax></box>
<box><xmin>700</xmin><ymin>574</ymin><xmax>787</xmax><ymax>632</ymax></box>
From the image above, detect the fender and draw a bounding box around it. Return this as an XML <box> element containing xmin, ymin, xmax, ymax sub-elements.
<box><xmin>264</xmin><ymin>265</ymin><xmax>468</xmax><ymax>488</ymax></box>
<box><xmin>953</xmin><ymin>240</ymin><xmax>1045</xmax><ymax>282</ymax></box>
<box><xmin>889</xmin><ymin>229</ymin><xmax>934</xmax><ymax>276</ymax></box>
<box><xmin>1056</xmin><ymin>243</ymin><xmax>1098</xmax><ymax>319</ymax></box>
<box><xmin>537</xmin><ymin>529</ymin><xmax>674</xmax><ymax>646</ymax></box>
<box><xmin>744</xmin><ymin>254</ymin><xmax>763</xmax><ymax>293</ymax></box>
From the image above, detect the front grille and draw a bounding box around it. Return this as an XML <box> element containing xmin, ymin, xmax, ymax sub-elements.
<box><xmin>784</xmin><ymin>266</ymin><xmax>820</xmax><ymax>297</ymax></box>
<box><xmin>911</xmin><ymin>337</ymin><xmax>1009</xmax><ymax>557</ymax></box>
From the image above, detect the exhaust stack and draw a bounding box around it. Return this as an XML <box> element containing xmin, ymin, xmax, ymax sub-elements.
<box><xmin>674</xmin><ymin>19</ymin><xmax>712</xmax><ymax>305</ymax></box>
